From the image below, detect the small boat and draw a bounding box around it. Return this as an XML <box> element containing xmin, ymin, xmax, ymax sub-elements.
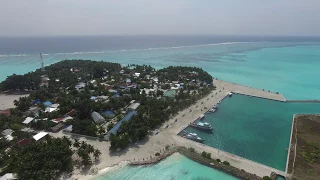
<box><xmin>190</xmin><ymin>122</ymin><xmax>213</xmax><ymax>131</ymax></box>
<box><xmin>184</xmin><ymin>132</ymin><xmax>204</xmax><ymax>143</ymax></box>
<box><xmin>228</xmin><ymin>92</ymin><xmax>233</xmax><ymax>97</ymax></box>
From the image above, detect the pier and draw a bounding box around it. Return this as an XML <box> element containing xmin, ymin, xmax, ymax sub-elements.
<box><xmin>213</xmin><ymin>79</ymin><xmax>286</xmax><ymax>102</ymax></box>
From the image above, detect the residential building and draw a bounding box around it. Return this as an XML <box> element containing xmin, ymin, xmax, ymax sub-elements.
<box><xmin>32</xmin><ymin>132</ymin><xmax>48</xmax><ymax>141</ymax></box>
<box><xmin>91</xmin><ymin>111</ymin><xmax>105</xmax><ymax>124</ymax></box>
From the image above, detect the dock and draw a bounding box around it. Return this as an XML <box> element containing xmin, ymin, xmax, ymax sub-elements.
<box><xmin>213</xmin><ymin>79</ymin><xmax>286</xmax><ymax>102</ymax></box>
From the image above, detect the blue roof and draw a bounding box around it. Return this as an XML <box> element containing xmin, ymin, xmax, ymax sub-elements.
<box><xmin>33</xmin><ymin>100</ymin><xmax>41</xmax><ymax>104</ymax></box>
<box><xmin>112</xmin><ymin>94</ymin><xmax>120</xmax><ymax>98</ymax></box>
<box><xmin>126</xmin><ymin>78</ymin><xmax>131</xmax><ymax>82</ymax></box>
<box><xmin>103</xmin><ymin>110</ymin><xmax>115</xmax><ymax>118</ymax></box>
<box><xmin>90</xmin><ymin>96</ymin><xmax>97</xmax><ymax>100</ymax></box>
<box><xmin>43</xmin><ymin>101</ymin><xmax>52</xmax><ymax>107</ymax></box>
<box><xmin>104</xmin><ymin>111</ymin><xmax>137</xmax><ymax>140</ymax></box>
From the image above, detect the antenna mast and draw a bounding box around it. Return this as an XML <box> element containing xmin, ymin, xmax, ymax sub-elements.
<box><xmin>40</xmin><ymin>53</ymin><xmax>44</xmax><ymax>71</ymax></box>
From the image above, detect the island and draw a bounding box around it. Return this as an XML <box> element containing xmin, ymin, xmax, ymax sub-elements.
<box><xmin>0</xmin><ymin>60</ymin><xmax>219</xmax><ymax>179</ymax></box>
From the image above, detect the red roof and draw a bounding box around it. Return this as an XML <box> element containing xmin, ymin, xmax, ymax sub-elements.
<box><xmin>66</xmin><ymin>109</ymin><xmax>75</xmax><ymax>116</ymax></box>
<box><xmin>55</xmin><ymin>117</ymin><xmax>63</xmax><ymax>122</ymax></box>
<box><xmin>0</xmin><ymin>109</ymin><xmax>11</xmax><ymax>117</ymax></box>
<box><xmin>17</xmin><ymin>138</ymin><xmax>32</xmax><ymax>146</ymax></box>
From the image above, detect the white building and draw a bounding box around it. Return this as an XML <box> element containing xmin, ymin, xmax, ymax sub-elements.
<box><xmin>22</xmin><ymin>117</ymin><xmax>34</xmax><ymax>124</ymax></box>
<box><xmin>33</xmin><ymin>132</ymin><xmax>48</xmax><ymax>141</ymax></box>
<box><xmin>128</xmin><ymin>103</ymin><xmax>140</xmax><ymax>111</ymax></box>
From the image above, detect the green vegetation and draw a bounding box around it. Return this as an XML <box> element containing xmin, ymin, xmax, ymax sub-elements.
<box><xmin>223</xmin><ymin>161</ymin><xmax>230</xmax><ymax>165</ymax></box>
<box><xmin>201</xmin><ymin>151</ymin><xmax>211</xmax><ymax>159</ymax></box>
<box><xmin>188</xmin><ymin>147</ymin><xmax>196</xmax><ymax>153</ymax></box>
<box><xmin>300</xmin><ymin>143</ymin><xmax>320</xmax><ymax>163</ymax></box>
<box><xmin>0</xmin><ymin>137</ymin><xmax>101</xmax><ymax>180</ymax></box>
<box><xmin>216</xmin><ymin>159</ymin><xmax>221</xmax><ymax>162</ymax></box>
<box><xmin>263</xmin><ymin>176</ymin><xmax>272</xmax><ymax>180</ymax></box>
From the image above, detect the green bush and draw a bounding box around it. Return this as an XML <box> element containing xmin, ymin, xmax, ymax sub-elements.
<box><xmin>188</xmin><ymin>147</ymin><xmax>195</xmax><ymax>153</ymax></box>
<box><xmin>201</xmin><ymin>151</ymin><xmax>211</xmax><ymax>159</ymax></box>
<box><xmin>223</xmin><ymin>161</ymin><xmax>230</xmax><ymax>165</ymax></box>
<box><xmin>155</xmin><ymin>152</ymin><xmax>160</xmax><ymax>156</ymax></box>
<box><xmin>263</xmin><ymin>176</ymin><xmax>272</xmax><ymax>180</ymax></box>
<box><xmin>216</xmin><ymin>159</ymin><xmax>221</xmax><ymax>162</ymax></box>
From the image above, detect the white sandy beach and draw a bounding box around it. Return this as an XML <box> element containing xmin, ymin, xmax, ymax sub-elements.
<box><xmin>49</xmin><ymin>80</ymin><xmax>286</xmax><ymax>179</ymax></box>
<box><xmin>0</xmin><ymin>94</ymin><xmax>29</xmax><ymax>110</ymax></box>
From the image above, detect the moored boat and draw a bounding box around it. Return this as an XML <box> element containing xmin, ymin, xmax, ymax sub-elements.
<box><xmin>183</xmin><ymin>132</ymin><xmax>204</xmax><ymax>143</ymax></box>
<box><xmin>190</xmin><ymin>121</ymin><xmax>213</xmax><ymax>131</ymax></box>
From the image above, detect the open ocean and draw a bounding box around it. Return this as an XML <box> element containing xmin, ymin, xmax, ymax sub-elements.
<box><xmin>1</xmin><ymin>35</ymin><xmax>320</xmax><ymax>179</ymax></box>
<box><xmin>1</xmin><ymin>35</ymin><xmax>320</xmax><ymax>100</ymax></box>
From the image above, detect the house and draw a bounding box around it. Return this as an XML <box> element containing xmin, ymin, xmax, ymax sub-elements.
<box><xmin>63</xmin><ymin>125</ymin><xmax>73</xmax><ymax>132</ymax></box>
<box><xmin>91</xmin><ymin>111</ymin><xmax>105</xmax><ymax>124</ymax></box>
<box><xmin>126</xmin><ymin>78</ymin><xmax>132</xmax><ymax>85</ymax></box>
<box><xmin>134</xmin><ymin>73</ymin><xmax>140</xmax><ymax>77</ymax></box>
<box><xmin>152</xmin><ymin>77</ymin><xmax>159</xmax><ymax>82</ymax></box>
<box><xmin>120</xmin><ymin>70</ymin><xmax>125</xmax><ymax>74</ymax></box>
<box><xmin>2</xmin><ymin>129</ymin><xmax>13</xmax><ymax>136</ymax></box>
<box><xmin>51</xmin><ymin>123</ymin><xmax>65</xmax><ymax>133</ymax></box>
<box><xmin>32</xmin><ymin>132</ymin><xmax>48</xmax><ymax>141</ymax></box>
<box><xmin>22</xmin><ymin>117</ymin><xmax>34</xmax><ymax>124</ymax></box>
<box><xmin>2</xmin><ymin>129</ymin><xmax>14</xmax><ymax>141</ymax></box>
<box><xmin>66</xmin><ymin>109</ymin><xmax>75</xmax><ymax>116</ymax></box>
<box><xmin>172</xmin><ymin>81</ymin><xmax>179</xmax><ymax>84</ymax></box>
<box><xmin>128</xmin><ymin>103</ymin><xmax>140</xmax><ymax>111</ymax></box>
<box><xmin>28</xmin><ymin>106</ymin><xmax>41</xmax><ymax>114</ymax></box>
<box><xmin>75</xmin><ymin>82</ymin><xmax>86</xmax><ymax>90</ymax></box>
<box><xmin>97</xmin><ymin>96</ymin><xmax>108</xmax><ymax>101</ymax></box>
<box><xmin>0</xmin><ymin>109</ymin><xmax>11</xmax><ymax>117</ymax></box>
<box><xmin>90</xmin><ymin>96</ymin><xmax>97</xmax><ymax>101</ymax></box>
<box><xmin>45</xmin><ymin>104</ymin><xmax>59</xmax><ymax>113</ymax></box>
<box><xmin>43</xmin><ymin>101</ymin><xmax>53</xmax><ymax>107</ymax></box>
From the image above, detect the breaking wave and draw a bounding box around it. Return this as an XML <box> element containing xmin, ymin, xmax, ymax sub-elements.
<box><xmin>0</xmin><ymin>41</ymin><xmax>257</xmax><ymax>57</ymax></box>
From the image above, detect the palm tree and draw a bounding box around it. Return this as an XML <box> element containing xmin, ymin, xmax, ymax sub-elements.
<box><xmin>93</xmin><ymin>149</ymin><xmax>101</xmax><ymax>161</ymax></box>
<box><xmin>73</xmin><ymin>139</ymin><xmax>80</xmax><ymax>148</ymax></box>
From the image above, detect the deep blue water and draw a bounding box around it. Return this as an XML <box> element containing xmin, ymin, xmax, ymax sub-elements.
<box><xmin>1</xmin><ymin>35</ymin><xmax>320</xmax><ymax>54</ymax></box>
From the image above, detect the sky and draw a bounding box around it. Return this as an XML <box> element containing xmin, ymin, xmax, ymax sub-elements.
<box><xmin>0</xmin><ymin>0</ymin><xmax>320</xmax><ymax>36</ymax></box>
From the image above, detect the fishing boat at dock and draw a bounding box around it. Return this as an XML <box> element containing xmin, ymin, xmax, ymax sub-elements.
<box><xmin>190</xmin><ymin>122</ymin><xmax>213</xmax><ymax>131</ymax></box>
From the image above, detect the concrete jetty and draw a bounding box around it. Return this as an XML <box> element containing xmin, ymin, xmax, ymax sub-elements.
<box><xmin>213</xmin><ymin>79</ymin><xmax>286</xmax><ymax>102</ymax></box>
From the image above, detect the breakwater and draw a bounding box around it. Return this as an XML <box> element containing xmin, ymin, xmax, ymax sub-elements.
<box><xmin>130</xmin><ymin>146</ymin><xmax>266</xmax><ymax>180</ymax></box>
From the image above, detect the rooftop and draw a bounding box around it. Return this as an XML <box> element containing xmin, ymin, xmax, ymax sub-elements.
<box><xmin>33</xmin><ymin>132</ymin><xmax>48</xmax><ymax>141</ymax></box>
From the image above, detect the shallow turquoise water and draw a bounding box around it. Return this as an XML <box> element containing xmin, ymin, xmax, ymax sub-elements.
<box><xmin>95</xmin><ymin>153</ymin><xmax>239</xmax><ymax>180</ymax></box>
<box><xmin>1</xmin><ymin>43</ymin><xmax>320</xmax><ymax>100</ymax></box>
<box><xmin>184</xmin><ymin>94</ymin><xmax>320</xmax><ymax>171</ymax></box>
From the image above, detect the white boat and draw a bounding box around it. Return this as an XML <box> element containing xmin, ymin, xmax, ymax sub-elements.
<box><xmin>228</xmin><ymin>92</ymin><xmax>233</xmax><ymax>97</ymax></box>
<box><xmin>184</xmin><ymin>132</ymin><xmax>204</xmax><ymax>143</ymax></box>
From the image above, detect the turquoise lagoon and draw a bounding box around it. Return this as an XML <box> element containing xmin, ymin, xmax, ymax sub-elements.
<box><xmin>1</xmin><ymin>42</ymin><xmax>320</xmax><ymax>100</ymax></box>
<box><xmin>95</xmin><ymin>153</ymin><xmax>238</xmax><ymax>180</ymax></box>
<box><xmin>184</xmin><ymin>94</ymin><xmax>320</xmax><ymax>171</ymax></box>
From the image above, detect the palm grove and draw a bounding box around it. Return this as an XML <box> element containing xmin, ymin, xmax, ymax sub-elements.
<box><xmin>0</xmin><ymin>60</ymin><xmax>214</xmax><ymax>178</ymax></box>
